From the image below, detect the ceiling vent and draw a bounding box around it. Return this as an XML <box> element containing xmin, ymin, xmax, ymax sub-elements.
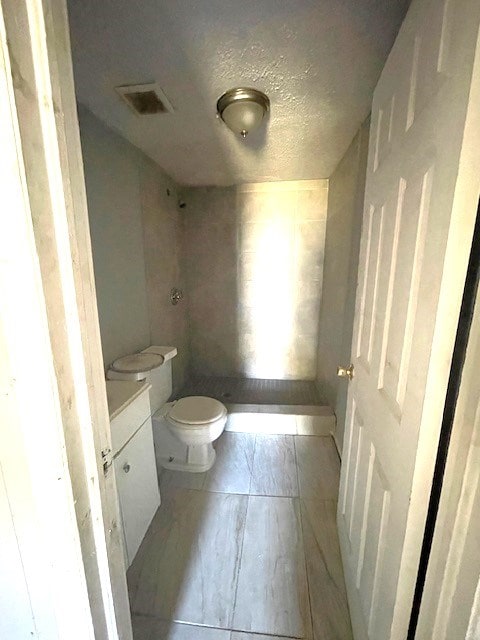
<box><xmin>115</xmin><ymin>83</ymin><xmax>174</xmax><ymax>116</ymax></box>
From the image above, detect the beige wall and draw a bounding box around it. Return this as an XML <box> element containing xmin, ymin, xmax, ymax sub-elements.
<box><xmin>79</xmin><ymin>105</ymin><xmax>150</xmax><ymax>368</ymax></box>
<box><xmin>79</xmin><ymin>106</ymin><xmax>189</xmax><ymax>391</ymax></box>
<box><xmin>183</xmin><ymin>180</ymin><xmax>328</xmax><ymax>380</ymax></box>
<box><xmin>316</xmin><ymin>120</ymin><xmax>370</xmax><ymax>451</ymax></box>
<box><xmin>140</xmin><ymin>158</ymin><xmax>189</xmax><ymax>392</ymax></box>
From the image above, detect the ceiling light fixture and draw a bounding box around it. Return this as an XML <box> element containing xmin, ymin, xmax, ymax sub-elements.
<box><xmin>216</xmin><ymin>87</ymin><xmax>270</xmax><ymax>138</ymax></box>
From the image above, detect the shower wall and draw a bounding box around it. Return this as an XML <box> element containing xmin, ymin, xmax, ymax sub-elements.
<box><xmin>79</xmin><ymin>106</ymin><xmax>189</xmax><ymax>392</ymax></box>
<box><xmin>182</xmin><ymin>181</ymin><xmax>328</xmax><ymax>380</ymax></box>
<box><xmin>140</xmin><ymin>159</ymin><xmax>190</xmax><ymax>392</ymax></box>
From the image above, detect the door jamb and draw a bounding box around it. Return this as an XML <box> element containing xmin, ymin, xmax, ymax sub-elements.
<box><xmin>407</xmin><ymin>198</ymin><xmax>480</xmax><ymax>638</ymax></box>
<box><xmin>0</xmin><ymin>0</ymin><xmax>132</xmax><ymax>637</ymax></box>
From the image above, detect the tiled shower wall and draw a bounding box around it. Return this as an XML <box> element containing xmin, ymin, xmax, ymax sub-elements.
<box><xmin>182</xmin><ymin>181</ymin><xmax>328</xmax><ymax>380</ymax></box>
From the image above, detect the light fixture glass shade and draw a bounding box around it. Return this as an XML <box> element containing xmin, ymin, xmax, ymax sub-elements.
<box><xmin>217</xmin><ymin>88</ymin><xmax>270</xmax><ymax>137</ymax></box>
<box><xmin>221</xmin><ymin>100</ymin><xmax>265</xmax><ymax>137</ymax></box>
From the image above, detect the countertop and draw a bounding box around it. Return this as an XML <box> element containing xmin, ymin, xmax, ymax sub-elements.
<box><xmin>106</xmin><ymin>380</ymin><xmax>151</xmax><ymax>421</ymax></box>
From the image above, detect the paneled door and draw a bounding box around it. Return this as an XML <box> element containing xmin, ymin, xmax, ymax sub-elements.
<box><xmin>337</xmin><ymin>1</ymin><xmax>480</xmax><ymax>639</ymax></box>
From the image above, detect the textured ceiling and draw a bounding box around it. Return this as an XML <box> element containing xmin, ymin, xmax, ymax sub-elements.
<box><xmin>68</xmin><ymin>0</ymin><xmax>409</xmax><ymax>186</ymax></box>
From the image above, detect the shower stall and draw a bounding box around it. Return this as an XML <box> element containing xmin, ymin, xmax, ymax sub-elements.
<box><xmin>178</xmin><ymin>180</ymin><xmax>328</xmax><ymax>407</ymax></box>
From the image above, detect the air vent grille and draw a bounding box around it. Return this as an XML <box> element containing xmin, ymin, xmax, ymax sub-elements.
<box><xmin>115</xmin><ymin>83</ymin><xmax>174</xmax><ymax>116</ymax></box>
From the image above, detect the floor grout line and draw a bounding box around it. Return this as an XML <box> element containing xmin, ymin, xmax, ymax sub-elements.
<box><xmin>294</xmin><ymin>435</ymin><xmax>315</xmax><ymax>640</ymax></box>
<box><xmin>230</xmin><ymin>493</ymin><xmax>250</xmax><ymax>631</ymax></box>
<box><xmin>248</xmin><ymin>433</ymin><xmax>258</xmax><ymax>496</ymax></box>
<box><xmin>293</xmin><ymin>436</ymin><xmax>302</xmax><ymax>504</ymax></box>
<box><xmin>159</xmin><ymin>482</ymin><xmax>304</xmax><ymax>501</ymax></box>
<box><xmin>134</xmin><ymin>609</ymin><xmax>311</xmax><ymax>638</ymax></box>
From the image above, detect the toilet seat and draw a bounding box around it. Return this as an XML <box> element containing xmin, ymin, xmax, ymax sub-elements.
<box><xmin>168</xmin><ymin>396</ymin><xmax>226</xmax><ymax>427</ymax></box>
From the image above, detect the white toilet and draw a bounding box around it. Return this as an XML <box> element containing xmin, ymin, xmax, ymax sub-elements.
<box><xmin>107</xmin><ymin>345</ymin><xmax>227</xmax><ymax>473</ymax></box>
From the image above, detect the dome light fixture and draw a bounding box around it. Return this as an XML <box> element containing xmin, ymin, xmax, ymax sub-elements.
<box><xmin>216</xmin><ymin>87</ymin><xmax>270</xmax><ymax>138</ymax></box>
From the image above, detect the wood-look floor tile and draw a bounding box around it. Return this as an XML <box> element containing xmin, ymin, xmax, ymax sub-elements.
<box><xmin>127</xmin><ymin>502</ymin><xmax>165</xmax><ymax>604</ymax></box>
<box><xmin>250</xmin><ymin>435</ymin><xmax>298</xmax><ymax>497</ymax></box>
<box><xmin>231</xmin><ymin>634</ymin><xmax>297</xmax><ymax>640</ymax></box>
<box><xmin>129</xmin><ymin>488</ymin><xmax>247</xmax><ymax>628</ymax></box>
<box><xmin>149</xmin><ymin>620</ymin><xmax>230</xmax><ymax>639</ymax></box>
<box><xmin>301</xmin><ymin>499</ymin><xmax>353</xmax><ymax>640</ymax></box>
<box><xmin>232</xmin><ymin>496</ymin><xmax>311</xmax><ymax>638</ymax></box>
<box><xmin>295</xmin><ymin>436</ymin><xmax>340</xmax><ymax>500</ymax></box>
<box><xmin>203</xmin><ymin>432</ymin><xmax>255</xmax><ymax>494</ymax></box>
<box><xmin>160</xmin><ymin>469</ymin><xmax>206</xmax><ymax>491</ymax></box>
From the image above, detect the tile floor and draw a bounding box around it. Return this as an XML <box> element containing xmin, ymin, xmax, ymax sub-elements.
<box><xmin>175</xmin><ymin>377</ymin><xmax>322</xmax><ymax>406</ymax></box>
<box><xmin>128</xmin><ymin>413</ymin><xmax>352</xmax><ymax>640</ymax></box>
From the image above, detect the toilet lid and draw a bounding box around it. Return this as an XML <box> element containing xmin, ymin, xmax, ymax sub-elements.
<box><xmin>111</xmin><ymin>352</ymin><xmax>164</xmax><ymax>374</ymax></box>
<box><xmin>168</xmin><ymin>396</ymin><xmax>226</xmax><ymax>425</ymax></box>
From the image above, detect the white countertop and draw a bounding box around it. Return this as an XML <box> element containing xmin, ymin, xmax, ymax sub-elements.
<box><xmin>105</xmin><ymin>380</ymin><xmax>151</xmax><ymax>421</ymax></box>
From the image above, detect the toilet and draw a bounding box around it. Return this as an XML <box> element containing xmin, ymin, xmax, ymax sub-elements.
<box><xmin>107</xmin><ymin>345</ymin><xmax>227</xmax><ymax>473</ymax></box>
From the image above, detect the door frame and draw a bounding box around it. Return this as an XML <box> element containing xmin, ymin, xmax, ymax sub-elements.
<box><xmin>0</xmin><ymin>0</ymin><xmax>131</xmax><ymax>637</ymax></box>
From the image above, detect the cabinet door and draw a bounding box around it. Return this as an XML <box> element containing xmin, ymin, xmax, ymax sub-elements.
<box><xmin>114</xmin><ymin>419</ymin><xmax>160</xmax><ymax>566</ymax></box>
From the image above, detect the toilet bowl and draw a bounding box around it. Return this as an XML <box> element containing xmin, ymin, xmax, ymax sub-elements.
<box><xmin>155</xmin><ymin>396</ymin><xmax>227</xmax><ymax>472</ymax></box>
<box><xmin>106</xmin><ymin>346</ymin><xmax>227</xmax><ymax>473</ymax></box>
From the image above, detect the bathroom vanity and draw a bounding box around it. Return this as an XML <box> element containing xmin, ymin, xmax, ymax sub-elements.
<box><xmin>106</xmin><ymin>380</ymin><xmax>160</xmax><ymax>567</ymax></box>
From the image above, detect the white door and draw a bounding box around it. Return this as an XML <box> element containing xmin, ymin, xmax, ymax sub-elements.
<box><xmin>337</xmin><ymin>0</ymin><xmax>480</xmax><ymax>638</ymax></box>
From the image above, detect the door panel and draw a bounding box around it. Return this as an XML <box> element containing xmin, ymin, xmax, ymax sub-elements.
<box><xmin>341</xmin><ymin>402</ymin><xmax>392</xmax><ymax>638</ymax></box>
<box><xmin>338</xmin><ymin>0</ymin><xmax>480</xmax><ymax>638</ymax></box>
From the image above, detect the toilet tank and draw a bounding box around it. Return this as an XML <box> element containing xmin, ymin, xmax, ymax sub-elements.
<box><xmin>107</xmin><ymin>345</ymin><xmax>177</xmax><ymax>413</ymax></box>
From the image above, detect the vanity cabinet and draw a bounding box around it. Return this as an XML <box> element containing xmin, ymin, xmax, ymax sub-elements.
<box><xmin>114</xmin><ymin>417</ymin><xmax>159</xmax><ymax>565</ymax></box>
<box><xmin>107</xmin><ymin>381</ymin><xmax>160</xmax><ymax>567</ymax></box>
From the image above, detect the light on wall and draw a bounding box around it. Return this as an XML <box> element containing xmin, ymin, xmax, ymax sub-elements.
<box><xmin>216</xmin><ymin>87</ymin><xmax>270</xmax><ymax>138</ymax></box>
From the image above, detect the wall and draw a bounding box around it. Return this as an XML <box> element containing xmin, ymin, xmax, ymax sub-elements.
<box><xmin>316</xmin><ymin>120</ymin><xmax>370</xmax><ymax>451</ymax></box>
<box><xmin>79</xmin><ymin>106</ymin><xmax>189</xmax><ymax>391</ymax></box>
<box><xmin>79</xmin><ymin>105</ymin><xmax>150</xmax><ymax>368</ymax></box>
<box><xmin>140</xmin><ymin>159</ymin><xmax>189</xmax><ymax>392</ymax></box>
<box><xmin>183</xmin><ymin>180</ymin><xmax>328</xmax><ymax>380</ymax></box>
